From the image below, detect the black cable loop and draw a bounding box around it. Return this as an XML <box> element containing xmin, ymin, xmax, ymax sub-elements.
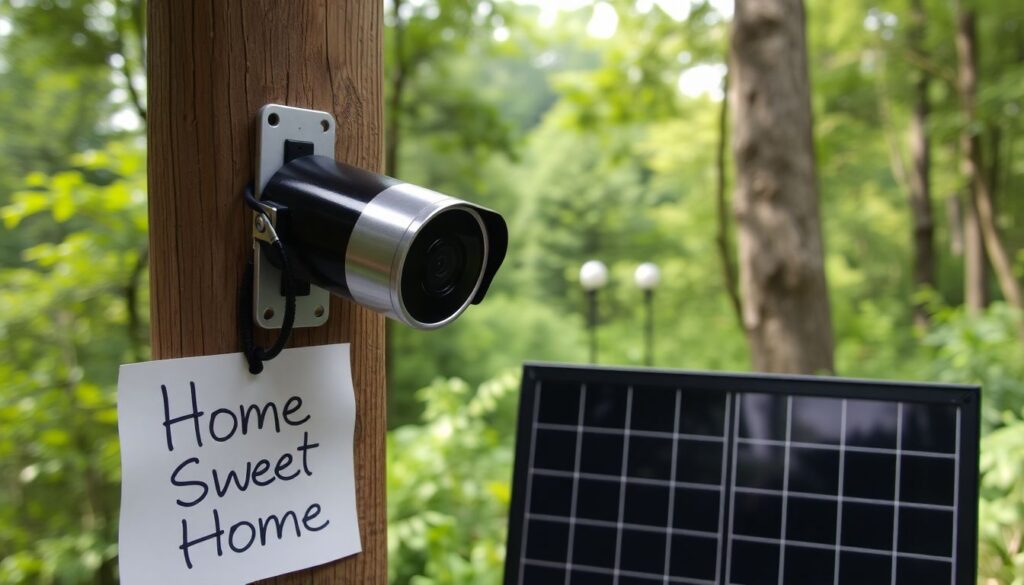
<box><xmin>239</xmin><ymin>184</ymin><xmax>297</xmax><ymax>374</ymax></box>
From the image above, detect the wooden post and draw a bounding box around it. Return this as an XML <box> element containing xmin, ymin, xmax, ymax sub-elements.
<box><xmin>147</xmin><ymin>2</ymin><xmax>386</xmax><ymax>583</ymax></box>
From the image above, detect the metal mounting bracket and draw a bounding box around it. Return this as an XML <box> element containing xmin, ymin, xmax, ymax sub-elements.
<box><xmin>252</xmin><ymin>104</ymin><xmax>334</xmax><ymax>329</ymax></box>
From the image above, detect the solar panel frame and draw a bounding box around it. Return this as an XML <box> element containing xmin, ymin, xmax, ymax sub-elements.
<box><xmin>504</xmin><ymin>363</ymin><xmax>980</xmax><ymax>585</ymax></box>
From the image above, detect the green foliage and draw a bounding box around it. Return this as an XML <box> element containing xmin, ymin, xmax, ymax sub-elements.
<box><xmin>0</xmin><ymin>141</ymin><xmax>147</xmax><ymax>584</ymax></box>
<box><xmin>926</xmin><ymin>303</ymin><xmax>1024</xmax><ymax>427</ymax></box>
<box><xmin>979</xmin><ymin>412</ymin><xmax>1024</xmax><ymax>584</ymax></box>
<box><xmin>390</xmin><ymin>295</ymin><xmax>586</xmax><ymax>421</ymax></box>
<box><xmin>388</xmin><ymin>372</ymin><xmax>519</xmax><ymax>584</ymax></box>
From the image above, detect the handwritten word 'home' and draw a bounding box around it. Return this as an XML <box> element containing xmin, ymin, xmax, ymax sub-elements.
<box><xmin>161</xmin><ymin>383</ymin><xmax>330</xmax><ymax>570</ymax></box>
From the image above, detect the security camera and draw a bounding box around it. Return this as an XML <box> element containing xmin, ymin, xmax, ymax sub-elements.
<box><xmin>251</xmin><ymin>104</ymin><xmax>507</xmax><ymax>330</ymax></box>
<box><xmin>261</xmin><ymin>154</ymin><xmax>507</xmax><ymax>329</ymax></box>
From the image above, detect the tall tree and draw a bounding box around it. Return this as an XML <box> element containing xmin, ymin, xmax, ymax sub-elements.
<box><xmin>385</xmin><ymin>0</ymin><xmax>406</xmax><ymax>177</ymax></box>
<box><xmin>907</xmin><ymin>0</ymin><xmax>937</xmax><ymax>327</ymax></box>
<box><xmin>716</xmin><ymin>72</ymin><xmax>743</xmax><ymax>330</ymax></box>
<box><xmin>956</xmin><ymin>1</ymin><xmax>988</xmax><ymax>313</ymax></box>
<box><xmin>955</xmin><ymin>0</ymin><xmax>1024</xmax><ymax>332</ymax></box>
<box><xmin>383</xmin><ymin>0</ymin><xmax>511</xmax><ymax>179</ymax></box>
<box><xmin>729</xmin><ymin>0</ymin><xmax>835</xmax><ymax>374</ymax></box>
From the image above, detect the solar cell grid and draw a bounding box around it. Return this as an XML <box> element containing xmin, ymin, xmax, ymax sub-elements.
<box><xmin>505</xmin><ymin>365</ymin><xmax>979</xmax><ymax>585</ymax></box>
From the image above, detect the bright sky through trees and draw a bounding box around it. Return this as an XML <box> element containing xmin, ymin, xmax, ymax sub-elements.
<box><xmin>385</xmin><ymin>0</ymin><xmax>732</xmax><ymax>97</ymax></box>
<box><xmin>511</xmin><ymin>0</ymin><xmax>733</xmax><ymax>96</ymax></box>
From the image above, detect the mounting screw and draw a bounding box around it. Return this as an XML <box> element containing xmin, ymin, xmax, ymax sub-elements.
<box><xmin>263</xmin><ymin>308</ymin><xmax>275</xmax><ymax>320</ymax></box>
<box><xmin>314</xmin><ymin>305</ymin><xmax>325</xmax><ymax>318</ymax></box>
<box><xmin>255</xmin><ymin>215</ymin><xmax>266</xmax><ymax>233</ymax></box>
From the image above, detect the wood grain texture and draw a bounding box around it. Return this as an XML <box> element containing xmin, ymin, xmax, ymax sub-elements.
<box><xmin>147</xmin><ymin>1</ymin><xmax>386</xmax><ymax>583</ymax></box>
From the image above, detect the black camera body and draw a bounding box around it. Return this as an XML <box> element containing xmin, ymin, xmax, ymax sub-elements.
<box><xmin>260</xmin><ymin>154</ymin><xmax>507</xmax><ymax>330</ymax></box>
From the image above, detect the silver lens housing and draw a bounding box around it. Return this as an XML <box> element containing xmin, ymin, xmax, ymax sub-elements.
<box><xmin>345</xmin><ymin>183</ymin><xmax>490</xmax><ymax>329</ymax></box>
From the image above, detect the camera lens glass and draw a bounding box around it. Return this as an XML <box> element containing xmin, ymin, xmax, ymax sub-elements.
<box><xmin>423</xmin><ymin>237</ymin><xmax>465</xmax><ymax>296</ymax></box>
<box><xmin>401</xmin><ymin>208</ymin><xmax>486</xmax><ymax>325</ymax></box>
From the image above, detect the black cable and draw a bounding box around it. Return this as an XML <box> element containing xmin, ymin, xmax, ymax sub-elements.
<box><xmin>242</xmin><ymin>184</ymin><xmax>263</xmax><ymax>213</ymax></box>
<box><xmin>238</xmin><ymin>184</ymin><xmax>297</xmax><ymax>374</ymax></box>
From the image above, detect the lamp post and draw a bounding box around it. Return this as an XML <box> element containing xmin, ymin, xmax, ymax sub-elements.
<box><xmin>579</xmin><ymin>260</ymin><xmax>609</xmax><ymax>364</ymax></box>
<box><xmin>634</xmin><ymin>262</ymin><xmax>660</xmax><ymax>367</ymax></box>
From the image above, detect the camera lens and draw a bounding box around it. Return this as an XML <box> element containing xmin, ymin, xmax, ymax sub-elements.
<box><xmin>400</xmin><ymin>208</ymin><xmax>486</xmax><ymax>326</ymax></box>
<box><xmin>423</xmin><ymin>237</ymin><xmax>466</xmax><ymax>297</ymax></box>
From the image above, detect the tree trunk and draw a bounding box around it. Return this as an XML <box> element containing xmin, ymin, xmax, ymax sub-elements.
<box><xmin>963</xmin><ymin>194</ymin><xmax>988</xmax><ymax>311</ymax></box>
<box><xmin>955</xmin><ymin>0</ymin><xmax>1024</xmax><ymax>330</ymax></box>
<box><xmin>148</xmin><ymin>2</ymin><xmax>387</xmax><ymax>583</ymax></box>
<box><xmin>385</xmin><ymin>0</ymin><xmax>405</xmax><ymax>177</ymax></box>
<box><xmin>729</xmin><ymin>0</ymin><xmax>835</xmax><ymax>374</ymax></box>
<box><xmin>907</xmin><ymin>0</ymin><xmax>936</xmax><ymax>327</ymax></box>
<box><xmin>715</xmin><ymin>71</ymin><xmax>743</xmax><ymax>331</ymax></box>
<box><xmin>956</xmin><ymin>2</ymin><xmax>988</xmax><ymax>314</ymax></box>
<box><xmin>946</xmin><ymin>194</ymin><xmax>964</xmax><ymax>257</ymax></box>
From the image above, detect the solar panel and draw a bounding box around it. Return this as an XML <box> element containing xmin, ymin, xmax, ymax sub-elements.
<box><xmin>504</xmin><ymin>364</ymin><xmax>979</xmax><ymax>585</ymax></box>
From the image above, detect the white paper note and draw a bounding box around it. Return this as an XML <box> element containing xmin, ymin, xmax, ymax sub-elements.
<box><xmin>117</xmin><ymin>344</ymin><xmax>361</xmax><ymax>585</ymax></box>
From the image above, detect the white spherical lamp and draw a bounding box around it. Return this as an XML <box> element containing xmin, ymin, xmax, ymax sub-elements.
<box><xmin>634</xmin><ymin>262</ymin><xmax>661</xmax><ymax>291</ymax></box>
<box><xmin>579</xmin><ymin>260</ymin><xmax>609</xmax><ymax>292</ymax></box>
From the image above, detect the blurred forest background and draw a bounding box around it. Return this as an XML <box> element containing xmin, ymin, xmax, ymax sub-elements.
<box><xmin>1</xmin><ymin>0</ymin><xmax>1024</xmax><ymax>583</ymax></box>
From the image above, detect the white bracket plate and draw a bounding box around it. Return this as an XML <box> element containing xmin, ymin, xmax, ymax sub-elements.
<box><xmin>253</xmin><ymin>104</ymin><xmax>334</xmax><ymax>329</ymax></box>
